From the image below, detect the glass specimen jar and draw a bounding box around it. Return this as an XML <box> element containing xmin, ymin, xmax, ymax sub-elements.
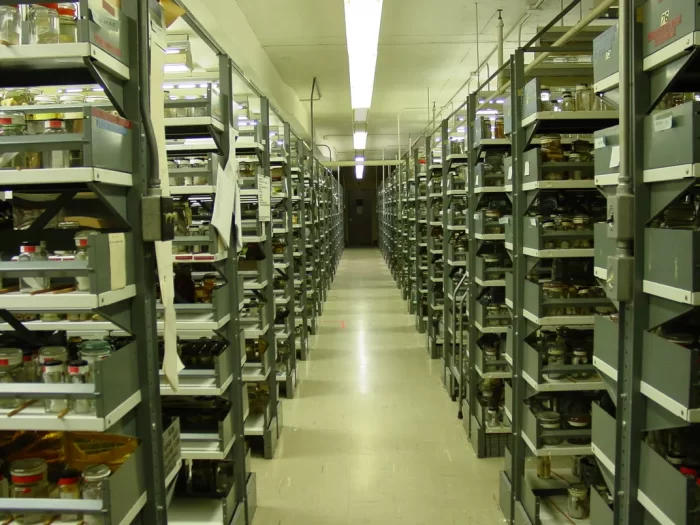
<box><xmin>494</xmin><ymin>116</ymin><xmax>505</xmax><ymax>138</ymax></box>
<box><xmin>74</xmin><ymin>234</ymin><xmax>90</xmax><ymax>291</ymax></box>
<box><xmin>0</xmin><ymin>114</ymin><xmax>27</xmax><ymax>170</ymax></box>
<box><xmin>68</xmin><ymin>359</ymin><xmax>91</xmax><ymax>414</ymax></box>
<box><xmin>0</xmin><ymin>348</ymin><xmax>23</xmax><ymax>407</ymax></box>
<box><xmin>41</xmin><ymin>119</ymin><xmax>70</xmax><ymax>168</ymax></box>
<box><xmin>59</xmin><ymin>93</ymin><xmax>86</xmax><ymax>136</ymax></box>
<box><xmin>42</xmin><ymin>359</ymin><xmax>67</xmax><ymax>413</ymax></box>
<box><xmin>82</xmin><ymin>464</ymin><xmax>111</xmax><ymax>525</ymax></box>
<box><xmin>537</xmin><ymin>410</ymin><xmax>563</xmax><ymax>446</ymax></box>
<box><xmin>18</xmin><ymin>243</ymin><xmax>50</xmax><ymax>292</ymax></box>
<box><xmin>540</xmin><ymin>134</ymin><xmax>564</xmax><ymax>162</ymax></box>
<box><xmin>29</xmin><ymin>4</ymin><xmax>59</xmax><ymax>44</ymax></box>
<box><xmin>57</xmin><ymin>3</ymin><xmax>77</xmax><ymax>43</ymax></box>
<box><xmin>561</xmin><ymin>91</ymin><xmax>575</xmax><ymax>111</ymax></box>
<box><xmin>539</xmin><ymin>87</ymin><xmax>552</xmax><ymax>111</ymax></box>
<box><xmin>567</xmin><ymin>484</ymin><xmax>590</xmax><ymax>519</ymax></box>
<box><xmin>0</xmin><ymin>5</ymin><xmax>20</xmax><ymax>45</ymax></box>
<box><xmin>567</xmin><ymin>413</ymin><xmax>592</xmax><ymax>445</ymax></box>
<box><xmin>10</xmin><ymin>459</ymin><xmax>49</xmax><ymax>524</ymax></box>
<box><xmin>576</xmin><ymin>84</ymin><xmax>593</xmax><ymax>111</ymax></box>
<box><xmin>58</xmin><ymin>468</ymin><xmax>82</xmax><ymax>521</ymax></box>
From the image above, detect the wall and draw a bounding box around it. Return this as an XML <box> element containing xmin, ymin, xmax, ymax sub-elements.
<box><xmin>340</xmin><ymin>166</ymin><xmax>384</xmax><ymax>246</ymax></box>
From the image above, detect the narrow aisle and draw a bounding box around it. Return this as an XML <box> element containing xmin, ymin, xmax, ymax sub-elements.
<box><xmin>251</xmin><ymin>248</ymin><xmax>503</xmax><ymax>525</ymax></box>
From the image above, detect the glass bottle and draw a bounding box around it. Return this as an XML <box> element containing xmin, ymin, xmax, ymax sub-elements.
<box><xmin>41</xmin><ymin>119</ymin><xmax>70</xmax><ymax>168</ymax></box>
<box><xmin>575</xmin><ymin>84</ymin><xmax>593</xmax><ymax>112</ymax></box>
<box><xmin>28</xmin><ymin>4</ymin><xmax>59</xmax><ymax>44</ymax></box>
<box><xmin>22</xmin><ymin>349</ymin><xmax>38</xmax><ymax>383</ymax></box>
<box><xmin>57</xmin><ymin>3</ymin><xmax>77</xmax><ymax>43</ymax></box>
<box><xmin>74</xmin><ymin>234</ymin><xmax>90</xmax><ymax>291</ymax></box>
<box><xmin>38</xmin><ymin>345</ymin><xmax>68</xmax><ymax>368</ymax></box>
<box><xmin>567</xmin><ymin>484</ymin><xmax>590</xmax><ymax>519</ymax></box>
<box><xmin>58</xmin><ymin>468</ymin><xmax>81</xmax><ymax>522</ymax></box>
<box><xmin>68</xmin><ymin>359</ymin><xmax>90</xmax><ymax>414</ymax></box>
<box><xmin>42</xmin><ymin>359</ymin><xmax>67</xmax><ymax>413</ymax></box>
<box><xmin>0</xmin><ymin>5</ymin><xmax>20</xmax><ymax>45</ymax></box>
<box><xmin>18</xmin><ymin>243</ymin><xmax>50</xmax><ymax>292</ymax></box>
<box><xmin>82</xmin><ymin>464</ymin><xmax>111</xmax><ymax>525</ymax></box>
<box><xmin>78</xmin><ymin>340</ymin><xmax>112</xmax><ymax>411</ymax></box>
<box><xmin>561</xmin><ymin>91</ymin><xmax>576</xmax><ymax>111</ymax></box>
<box><xmin>10</xmin><ymin>459</ymin><xmax>49</xmax><ymax>524</ymax></box>
<box><xmin>540</xmin><ymin>87</ymin><xmax>552</xmax><ymax>111</ymax></box>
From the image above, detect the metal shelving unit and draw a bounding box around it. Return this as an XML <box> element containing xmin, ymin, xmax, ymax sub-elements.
<box><xmin>414</xmin><ymin>143</ymin><xmax>429</xmax><ymax>333</ymax></box>
<box><xmin>290</xmin><ymin>136</ymin><xmax>310</xmax><ymax>360</ymax></box>
<box><xmin>237</xmin><ymin>93</ymin><xmax>281</xmax><ymax>460</ymax></box>
<box><xmin>0</xmin><ymin>1</ymin><xmax>168</xmax><ymax>523</ymax></box>
<box><xmin>500</xmin><ymin>16</ymin><xmax>621</xmax><ymax>525</ymax></box>
<box><xmin>426</xmin><ymin>129</ymin><xmax>445</xmax><ymax>359</ymax></box>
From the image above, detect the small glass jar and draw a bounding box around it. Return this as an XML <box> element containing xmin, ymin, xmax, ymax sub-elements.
<box><xmin>82</xmin><ymin>464</ymin><xmax>111</xmax><ymax>525</ymax></box>
<box><xmin>57</xmin><ymin>3</ymin><xmax>78</xmax><ymax>43</ymax></box>
<box><xmin>540</xmin><ymin>87</ymin><xmax>552</xmax><ymax>111</ymax></box>
<box><xmin>2</xmin><ymin>88</ymin><xmax>38</xmax><ymax>106</ymax></box>
<box><xmin>567</xmin><ymin>484</ymin><xmax>590</xmax><ymax>519</ymax></box>
<box><xmin>540</xmin><ymin>135</ymin><xmax>564</xmax><ymax>163</ymax></box>
<box><xmin>26</xmin><ymin>94</ymin><xmax>59</xmax><ymax>135</ymax></box>
<box><xmin>0</xmin><ymin>347</ymin><xmax>23</xmax><ymax>380</ymax></box>
<box><xmin>537</xmin><ymin>410</ymin><xmax>563</xmax><ymax>446</ymax></box>
<box><xmin>22</xmin><ymin>349</ymin><xmax>38</xmax><ymax>383</ymax></box>
<box><xmin>486</xmin><ymin>407</ymin><xmax>500</xmax><ymax>427</ymax></box>
<box><xmin>68</xmin><ymin>359</ymin><xmax>91</xmax><ymax>414</ymax></box>
<box><xmin>78</xmin><ymin>340</ymin><xmax>113</xmax><ymax>390</ymax></box>
<box><xmin>537</xmin><ymin>456</ymin><xmax>551</xmax><ymax>479</ymax></box>
<box><xmin>567</xmin><ymin>413</ymin><xmax>592</xmax><ymax>445</ymax></box>
<box><xmin>0</xmin><ymin>115</ymin><xmax>27</xmax><ymax>170</ymax></box>
<box><xmin>73</xmin><ymin>234</ymin><xmax>90</xmax><ymax>291</ymax></box>
<box><xmin>575</xmin><ymin>84</ymin><xmax>593</xmax><ymax>112</ymax></box>
<box><xmin>38</xmin><ymin>345</ymin><xmax>68</xmax><ymax>367</ymax></box>
<box><xmin>494</xmin><ymin>116</ymin><xmax>505</xmax><ymax>139</ymax></box>
<box><xmin>41</xmin><ymin>119</ymin><xmax>70</xmax><ymax>168</ymax></box>
<box><xmin>29</xmin><ymin>4</ymin><xmax>60</xmax><ymax>44</ymax></box>
<box><xmin>571</xmin><ymin>347</ymin><xmax>591</xmax><ymax>379</ymax></box>
<box><xmin>561</xmin><ymin>91</ymin><xmax>576</xmax><ymax>111</ymax></box>
<box><xmin>10</xmin><ymin>459</ymin><xmax>49</xmax><ymax>524</ymax></box>
<box><xmin>59</xmin><ymin>93</ymin><xmax>86</xmax><ymax>136</ymax></box>
<box><xmin>0</xmin><ymin>5</ymin><xmax>20</xmax><ymax>45</ymax></box>
<box><xmin>58</xmin><ymin>468</ymin><xmax>82</xmax><ymax>522</ymax></box>
<box><xmin>42</xmin><ymin>359</ymin><xmax>67</xmax><ymax>413</ymax></box>
<box><xmin>546</xmin><ymin>346</ymin><xmax>567</xmax><ymax>380</ymax></box>
<box><xmin>18</xmin><ymin>243</ymin><xmax>50</xmax><ymax>293</ymax></box>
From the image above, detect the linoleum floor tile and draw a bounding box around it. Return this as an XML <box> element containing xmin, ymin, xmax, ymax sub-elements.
<box><xmin>250</xmin><ymin>248</ymin><xmax>503</xmax><ymax>524</ymax></box>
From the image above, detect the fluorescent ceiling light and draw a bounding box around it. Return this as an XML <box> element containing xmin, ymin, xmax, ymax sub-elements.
<box><xmin>356</xmin><ymin>165</ymin><xmax>364</xmax><ymax>179</ymax></box>
<box><xmin>344</xmin><ymin>0</ymin><xmax>384</xmax><ymax>109</ymax></box>
<box><xmin>355</xmin><ymin>156</ymin><xmax>365</xmax><ymax>162</ymax></box>
<box><xmin>178</xmin><ymin>84</ymin><xmax>196</xmax><ymax>89</ymax></box>
<box><xmin>162</xmin><ymin>84</ymin><xmax>174</xmax><ymax>90</ymax></box>
<box><xmin>353</xmin><ymin>131</ymin><xmax>367</xmax><ymax>150</ymax></box>
<box><xmin>165</xmin><ymin>48</ymin><xmax>182</xmax><ymax>55</ymax></box>
<box><xmin>164</xmin><ymin>64</ymin><xmax>191</xmax><ymax>73</ymax></box>
<box><xmin>476</xmin><ymin>109</ymin><xmax>499</xmax><ymax>115</ymax></box>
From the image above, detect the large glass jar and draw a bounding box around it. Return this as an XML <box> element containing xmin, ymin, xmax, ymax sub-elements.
<box><xmin>41</xmin><ymin>119</ymin><xmax>70</xmax><ymax>168</ymax></box>
<box><xmin>42</xmin><ymin>359</ymin><xmax>67</xmax><ymax>413</ymax></box>
<box><xmin>540</xmin><ymin>87</ymin><xmax>552</xmax><ymax>111</ymax></box>
<box><xmin>29</xmin><ymin>4</ymin><xmax>59</xmax><ymax>44</ymax></box>
<box><xmin>59</xmin><ymin>93</ymin><xmax>86</xmax><ymax>135</ymax></box>
<box><xmin>1</xmin><ymin>88</ymin><xmax>39</xmax><ymax>107</ymax></box>
<box><xmin>0</xmin><ymin>347</ymin><xmax>23</xmax><ymax>383</ymax></box>
<box><xmin>540</xmin><ymin>134</ymin><xmax>564</xmax><ymax>162</ymax></box>
<box><xmin>561</xmin><ymin>91</ymin><xmax>575</xmax><ymax>111</ymax></box>
<box><xmin>0</xmin><ymin>5</ymin><xmax>20</xmax><ymax>45</ymax></box>
<box><xmin>57</xmin><ymin>3</ymin><xmax>77</xmax><ymax>43</ymax></box>
<box><xmin>10</xmin><ymin>459</ymin><xmax>49</xmax><ymax>524</ymax></box>
<box><xmin>82</xmin><ymin>464</ymin><xmax>111</xmax><ymax>525</ymax></box>
<box><xmin>79</xmin><ymin>340</ymin><xmax>113</xmax><ymax>384</ymax></box>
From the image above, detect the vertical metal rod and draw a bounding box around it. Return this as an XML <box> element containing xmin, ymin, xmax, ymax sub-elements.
<box><xmin>475</xmin><ymin>2</ymin><xmax>480</xmax><ymax>86</ymax></box>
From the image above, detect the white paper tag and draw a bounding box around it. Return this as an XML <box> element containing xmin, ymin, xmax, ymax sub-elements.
<box><xmin>524</xmin><ymin>162</ymin><xmax>530</xmax><ymax>176</ymax></box>
<box><xmin>211</xmin><ymin>163</ymin><xmax>235</xmax><ymax>248</ymax></box>
<box><xmin>654</xmin><ymin>115</ymin><xmax>673</xmax><ymax>132</ymax></box>
<box><xmin>108</xmin><ymin>233</ymin><xmax>126</xmax><ymax>290</ymax></box>
<box><xmin>258</xmin><ymin>174</ymin><xmax>271</xmax><ymax>222</ymax></box>
<box><xmin>530</xmin><ymin>218</ymin><xmax>537</xmax><ymax>226</ymax></box>
<box><xmin>508</xmin><ymin>166</ymin><xmax>513</xmax><ymax>180</ymax></box>
<box><xmin>609</xmin><ymin>145</ymin><xmax>621</xmax><ymax>168</ymax></box>
<box><xmin>474</xmin><ymin>213</ymin><xmax>480</xmax><ymax>220</ymax></box>
<box><xmin>476</xmin><ymin>174</ymin><xmax>480</xmax><ymax>186</ymax></box>
<box><xmin>594</xmin><ymin>137</ymin><xmax>606</xmax><ymax>149</ymax></box>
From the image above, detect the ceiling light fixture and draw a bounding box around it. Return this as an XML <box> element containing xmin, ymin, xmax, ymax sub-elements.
<box><xmin>355</xmin><ymin>165</ymin><xmax>364</xmax><ymax>180</ymax></box>
<box><xmin>353</xmin><ymin>131</ymin><xmax>368</xmax><ymax>150</ymax></box>
<box><xmin>344</xmin><ymin>0</ymin><xmax>384</xmax><ymax>110</ymax></box>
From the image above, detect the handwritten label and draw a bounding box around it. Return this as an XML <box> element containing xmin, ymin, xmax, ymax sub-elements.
<box><xmin>524</xmin><ymin>162</ymin><xmax>530</xmax><ymax>176</ymax></box>
<box><xmin>508</xmin><ymin>166</ymin><xmax>513</xmax><ymax>180</ymax></box>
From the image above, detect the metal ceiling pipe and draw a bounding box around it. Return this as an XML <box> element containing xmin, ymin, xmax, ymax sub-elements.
<box><xmin>397</xmin><ymin>107</ymin><xmax>427</xmax><ymax>166</ymax></box>
<box><xmin>476</xmin><ymin>0</ymin><xmax>618</xmax><ymax>111</ymax></box>
<box><xmin>496</xmin><ymin>9</ymin><xmax>507</xmax><ymax>88</ymax></box>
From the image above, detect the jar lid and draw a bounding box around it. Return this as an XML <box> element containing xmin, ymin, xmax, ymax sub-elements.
<box><xmin>10</xmin><ymin>458</ymin><xmax>48</xmax><ymax>480</ymax></box>
<box><xmin>537</xmin><ymin>410</ymin><xmax>560</xmax><ymax>422</ymax></box>
<box><xmin>58</xmin><ymin>468</ymin><xmax>81</xmax><ymax>486</ymax></box>
<box><xmin>20</xmin><ymin>243</ymin><xmax>38</xmax><ymax>253</ymax></box>
<box><xmin>82</xmin><ymin>464</ymin><xmax>111</xmax><ymax>482</ymax></box>
<box><xmin>68</xmin><ymin>359</ymin><xmax>89</xmax><ymax>374</ymax></box>
<box><xmin>39</xmin><ymin>346</ymin><xmax>67</xmax><ymax>360</ymax></box>
<box><xmin>79</xmin><ymin>339</ymin><xmax>113</xmax><ymax>357</ymax></box>
<box><xmin>42</xmin><ymin>359</ymin><xmax>64</xmax><ymax>372</ymax></box>
<box><xmin>45</xmin><ymin>119</ymin><xmax>64</xmax><ymax>129</ymax></box>
<box><xmin>568</xmin><ymin>483</ymin><xmax>589</xmax><ymax>496</ymax></box>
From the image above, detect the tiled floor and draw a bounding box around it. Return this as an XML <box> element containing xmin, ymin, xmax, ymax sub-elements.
<box><xmin>250</xmin><ymin>248</ymin><xmax>504</xmax><ymax>525</ymax></box>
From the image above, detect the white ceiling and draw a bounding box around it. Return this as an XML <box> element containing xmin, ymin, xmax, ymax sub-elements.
<box><xmin>231</xmin><ymin>0</ymin><xmax>598</xmax><ymax>161</ymax></box>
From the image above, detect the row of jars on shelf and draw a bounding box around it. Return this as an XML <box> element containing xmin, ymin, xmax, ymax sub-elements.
<box><xmin>530</xmin><ymin>393</ymin><xmax>595</xmax><ymax>446</ymax></box>
<box><xmin>0</xmin><ymin>117</ymin><xmax>83</xmax><ymax>170</ymax></box>
<box><xmin>1</xmin><ymin>456</ymin><xmax>115</xmax><ymax>525</ymax></box>
<box><xmin>0</xmin><ymin>3</ymin><xmax>80</xmax><ymax>46</ymax></box>
<box><xmin>0</xmin><ymin>338</ymin><xmax>116</xmax><ymax>414</ymax></box>
<box><xmin>172</xmin><ymin>266</ymin><xmax>222</xmax><ymax>305</ymax></box>
<box><xmin>539</xmin><ymin>84</ymin><xmax>610</xmax><ymax>113</ymax></box>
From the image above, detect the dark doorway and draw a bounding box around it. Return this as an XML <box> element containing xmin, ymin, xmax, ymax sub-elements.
<box><xmin>347</xmin><ymin>189</ymin><xmax>374</xmax><ymax>246</ymax></box>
